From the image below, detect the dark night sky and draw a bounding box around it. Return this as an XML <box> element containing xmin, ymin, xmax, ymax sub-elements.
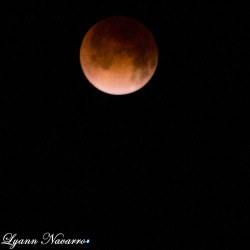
<box><xmin>1</xmin><ymin>1</ymin><xmax>250</xmax><ymax>249</ymax></box>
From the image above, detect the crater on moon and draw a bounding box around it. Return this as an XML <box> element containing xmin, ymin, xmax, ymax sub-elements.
<box><xmin>80</xmin><ymin>16</ymin><xmax>158</xmax><ymax>95</ymax></box>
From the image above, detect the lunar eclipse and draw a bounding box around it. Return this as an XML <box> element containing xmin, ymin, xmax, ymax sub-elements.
<box><xmin>80</xmin><ymin>16</ymin><xmax>158</xmax><ymax>95</ymax></box>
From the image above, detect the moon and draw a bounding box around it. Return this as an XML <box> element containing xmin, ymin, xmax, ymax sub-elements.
<box><xmin>80</xmin><ymin>16</ymin><xmax>158</xmax><ymax>95</ymax></box>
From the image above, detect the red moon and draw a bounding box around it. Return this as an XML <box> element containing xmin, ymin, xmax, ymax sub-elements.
<box><xmin>80</xmin><ymin>16</ymin><xmax>158</xmax><ymax>95</ymax></box>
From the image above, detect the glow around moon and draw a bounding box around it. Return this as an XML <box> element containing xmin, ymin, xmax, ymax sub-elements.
<box><xmin>80</xmin><ymin>16</ymin><xmax>158</xmax><ymax>95</ymax></box>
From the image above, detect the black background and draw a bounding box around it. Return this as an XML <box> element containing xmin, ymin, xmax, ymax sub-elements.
<box><xmin>1</xmin><ymin>1</ymin><xmax>250</xmax><ymax>249</ymax></box>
